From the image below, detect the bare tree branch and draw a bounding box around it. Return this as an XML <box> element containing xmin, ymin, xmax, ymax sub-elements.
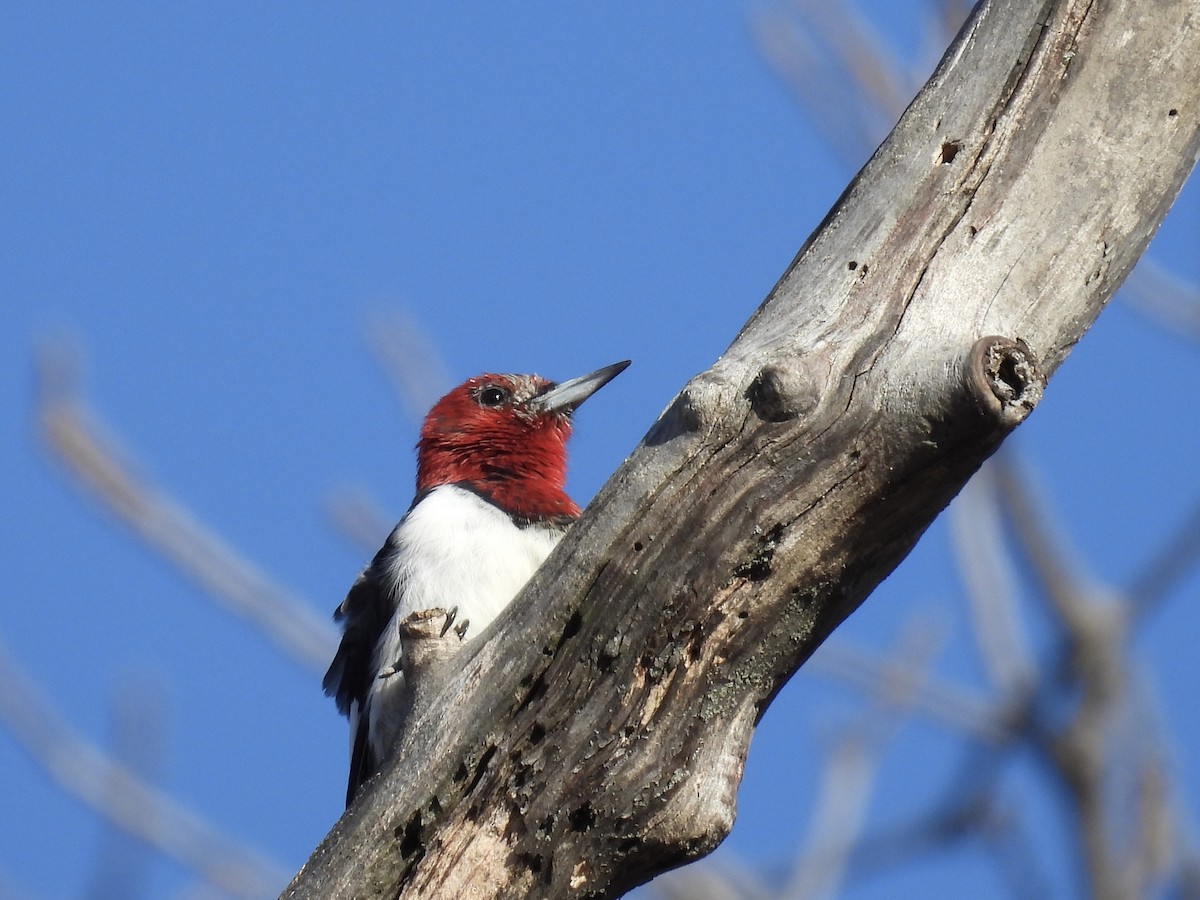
<box><xmin>284</xmin><ymin>1</ymin><xmax>1200</xmax><ymax>896</ymax></box>
<box><xmin>364</xmin><ymin>311</ymin><xmax>453</xmax><ymax>425</ymax></box>
<box><xmin>648</xmin><ymin>855</ymin><xmax>772</xmax><ymax>900</ymax></box>
<box><xmin>753</xmin><ymin>0</ymin><xmax>1200</xmax><ymax>894</ymax></box>
<box><xmin>950</xmin><ymin>459</ymin><xmax>1037</xmax><ymax>695</ymax></box>
<box><xmin>754</xmin><ymin>0</ymin><xmax>968</xmax><ymax>166</ymax></box>
<box><xmin>1126</xmin><ymin>492</ymin><xmax>1200</xmax><ymax>621</ymax></box>
<box><xmin>834</xmin><ymin>779</ymin><xmax>1051</xmax><ymax>899</ymax></box>
<box><xmin>991</xmin><ymin>454</ymin><xmax>1108</xmax><ymax>635</ymax></box>
<box><xmin>35</xmin><ymin>343</ymin><xmax>337</xmax><ymax>675</ymax></box>
<box><xmin>784</xmin><ymin>622</ymin><xmax>945</xmax><ymax>900</ymax></box>
<box><xmin>790</xmin><ymin>0</ymin><xmax>917</xmax><ymax>124</ymax></box>
<box><xmin>993</xmin><ymin>455</ymin><xmax>1133</xmax><ymax>897</ymax></box>
<box><xmin>84</xmin><ymin>684</ymin><xmax>169</xmax><ymax>900</ymax></box>
<box><xmin>1121</xmin><ymin>256</ymin><xmax>1200</xmax><ymax>344</ymax></box>
<box><xmin>807</xmin><ymin>639</ymin><xmax>1005</xmax><ymax>741</ymax></box>
<box><xmin>991</xmin><ymin>454</ymin><xmax>1199</xmax><ymax>899</ymax></box>
<box><xmin>0</xmin><ymin>635</ymin><xmax>289</xmax><ymax>899</ymax></box>
<box><xmin>752</xmin><ymin>5</ymin><xmax>885</xmax><ymax>163</ymax></box>
<box><xmin>326</xmin><ymin>486</ymin><xmax>396</xmax><ymax>557</ymax></box>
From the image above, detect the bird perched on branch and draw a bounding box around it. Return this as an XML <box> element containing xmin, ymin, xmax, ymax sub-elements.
<box><xmin>324</xmin><ymin>360</ymin><xmax>629</xmax><ymax>805</ymax></box>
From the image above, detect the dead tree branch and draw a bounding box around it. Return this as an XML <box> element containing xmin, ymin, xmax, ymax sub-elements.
<box><xmin>0</xmin><ymin>636</ymin><xmax>288</xmax><ymax>899</ymax></box>
<box><xmin>950</xmin><ymin>461</ymin><xmax>1037</xmax><ymax>696</ymax></box>
<box><xmin>807</xmin><ymin>639</ymin><xmax>1005</xmax><ymax>741</ymax></box>
<box><xmin>35</xmin><ymin>344</ymin><xmax>337</xmax><ymax>675</ymax></box>
<box><xmin>784</xmin><ymin>622</ymin><xmax>946</xmax><ymax>900</ymax></box>
<box><xmin>286</xmin><ymin>0</ymin><xmax>1200</xmax><ymax>896</ymax></box>
<box><xmin>994</xmin><ymin>455</ymin><xmax>1193</xmax><ymax>900</ymax></box>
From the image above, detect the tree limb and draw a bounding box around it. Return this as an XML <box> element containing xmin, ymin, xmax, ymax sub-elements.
<box><xmin>285</xmin><ymin>0</ymin><xmax>1200</xmax><ymax>896</ymax></box>
<box><xmin>35</xmin><ymin>343</ymin><xmax>337</xmax><ymax>675</ymax></box>
<box><xmin>0</xmin><ymin>635</ymin><xmax>288</xmax><ymax>899</ymax></box>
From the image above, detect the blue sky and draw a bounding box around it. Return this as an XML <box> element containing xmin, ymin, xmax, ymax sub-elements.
<box><xmin>2</xmin><ymin>4</ymin><xmax>1198</xmax><ymax>898</ymax></box>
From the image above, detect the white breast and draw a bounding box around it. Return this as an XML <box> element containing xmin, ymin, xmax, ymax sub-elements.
<box><xmin>366</xmin><ymin>484</ymin><xmax>564</xmax><ymax>758</ymax></box>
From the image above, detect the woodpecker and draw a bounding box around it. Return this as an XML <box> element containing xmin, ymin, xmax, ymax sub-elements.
<box><xmin>324</xmin><ymin>359</ymin><xmax>629</xmax><ymax>805</ymax></box>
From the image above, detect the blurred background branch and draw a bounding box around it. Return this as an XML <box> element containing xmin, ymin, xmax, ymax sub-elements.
<box><xmin>0</xmin><ymin>636</ymin><xmax>288</xmax><ymax>899</ymax></box>
<box><xmin>35</xmin><ymin>342</ymin><xmax>337</xmax><ymax>676</ymax></box>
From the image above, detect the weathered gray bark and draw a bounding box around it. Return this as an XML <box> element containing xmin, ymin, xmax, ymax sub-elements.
<box><xmin>285</xmin><ymin>0</ymin><xmax>1200</xmax><ymax>896</ymax></box>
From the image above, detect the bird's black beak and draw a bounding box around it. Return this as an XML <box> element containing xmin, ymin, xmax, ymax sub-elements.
<box><xmin>532</xmin><ymin>360</ymin><xmax>630</xmax><ymax>414</ymax></box>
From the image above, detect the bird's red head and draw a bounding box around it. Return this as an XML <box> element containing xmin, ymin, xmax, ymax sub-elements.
<box><xmin>416</xmin><ymin>361</ymin><xmax>629</xmax><ymax>524</ymax></box>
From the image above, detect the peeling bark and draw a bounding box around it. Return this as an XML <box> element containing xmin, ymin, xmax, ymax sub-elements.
<box><xmin>284</xmin><ymin>0</ymin><xmax>1200</xmax><ymax>897</ymax></box>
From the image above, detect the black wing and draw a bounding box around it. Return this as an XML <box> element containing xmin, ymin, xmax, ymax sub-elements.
<box><xmin>323</xmin><ymin>537</ymin><xmax>399</xmax><ymax>805</ymax></box>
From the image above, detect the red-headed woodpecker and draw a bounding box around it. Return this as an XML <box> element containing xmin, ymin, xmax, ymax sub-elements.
<box><xmin>324</xmin><ymin>360</ymin><xmax>629</xmax><ymax>805</ymax></box>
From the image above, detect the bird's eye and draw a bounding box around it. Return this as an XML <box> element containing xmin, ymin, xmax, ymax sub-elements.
<box><xmin>477</xmin><ymin>386</ymin><xmax>509</xmax><ymax>407</ymax></box>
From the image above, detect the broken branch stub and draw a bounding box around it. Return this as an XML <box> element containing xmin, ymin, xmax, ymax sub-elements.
<box><xmin>966</xmin><ymin>336</ymin><xmax>1044</xmax><ymax>428</ymax></box>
